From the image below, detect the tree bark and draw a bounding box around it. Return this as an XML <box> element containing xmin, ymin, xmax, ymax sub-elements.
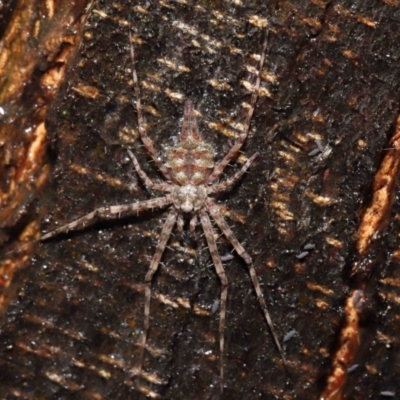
<box><xmin>1</xmin><ymin>1</ymin><xmax>400</xmax><ymax>399</ymax></box>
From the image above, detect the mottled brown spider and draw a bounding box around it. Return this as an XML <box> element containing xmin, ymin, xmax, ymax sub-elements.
<box><xmin>17</xmin><ymin>32</ymin><xmax>285</xmax><ymax>393</ymax></box>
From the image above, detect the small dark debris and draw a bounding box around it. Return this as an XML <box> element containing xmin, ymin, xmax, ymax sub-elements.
<box><xmin>380</xmin><ymin>391</ymin><xmax>395</xmax><ymax>397</ymax></box>
<box><xmin>308</xmin><ymin>148</ymin><xmax>320</xmax><ymax>157</ymax></box>
<box><xmin>347</xmin><ymin>364</ymin><xmax>358</xmax><ymax>373</ymax></box>
<box><xmin>220</xmin><ymin>253</ymin><xmax>234</xmax><ymax>262</ymax></box>
<box><xmin>296</xmin><ymin>251</ymin><xmax>309</xmax><ymax>260</ymax></box>
<box><xmin>283</xmin><ymin>329</ymin><xmax>298</xmax><ymax>343</ymax></box>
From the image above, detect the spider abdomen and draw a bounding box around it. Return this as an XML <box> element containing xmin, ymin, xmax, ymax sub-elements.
<box><xmin>166</xmin><ymin>140</ymin><xmax>215</xmax><ymax>185</ymax></box>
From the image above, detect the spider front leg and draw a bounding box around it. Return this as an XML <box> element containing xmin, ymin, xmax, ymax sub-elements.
<box><xmin>129</xmin><ymin>34</ymin><xmax>172</xmax><ymax>181</ymax></box>
<box><xmin>207</xmin><ymin>36</ymin><xmax>269</xmax><ymax>185</ymax></box>
<box><xmin>136</xmin><ymin>209</ymin><xmax>178</xmax><ymax>380</ymax></box>
<box><xmin>177</xmin><ymin>213</ymin><xmax>184</xmax><ymax>232</ymax></box>
<box><xmin>127</xmin><ymin>150</ymin><xmax>171</xmax><ymax>192</ymax></box>
<box><xmin>189</xmin><ymin>215</ymin><xmax>198</xmax><ymax>235</ymax></box>
<box><xmin>205</xmin><ymin>198</ymin><xmax>286</xmax><ymax>365</ymax></box>
<box><xmin>207</xmin><ymin>152</ymin><xmax>258</xmax><ymax>195</ymax></box>
<box><xmin>32</xmin><ymin>196</ymin><xmax>173</xmax><ymax>246</ymax></box>
<box><xmin>199</xmin><ymin>210</ymin><xmax>228</xmax><ymax>394</ymax></box>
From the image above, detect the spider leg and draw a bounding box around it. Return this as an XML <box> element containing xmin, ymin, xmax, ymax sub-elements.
<box><xmin>199</xmin><ymin>210</ymin><xmax>228</xmax><ymax>394</ymax></box>
<box><xmin>189</xmin><ymin>215</ymin><xmax>198</xmax><ymax>235</ymax></box>
<box><xmin>177</xmin><ymin>213</ymin><xmax>184</xmax><ymax>233</ymax></box>
<box><xmin>34</xmin><ymin>196</ymin><xmax>172</xmax><ymax>244</ymax></box>
<box><xmin>128</xmin><ymin>33</ymin><xmax>172</xmax><ymax>181</ymax></box>
<box><xmin>207</xmin><ymin>35</ymin><xmax>269</xmax><ymax>185</ymax></box>
<box><xmin>205</xmin><ymin>198</ymin><xmax>286</xmax><ymax>365</ymax></box>
<box><xmin>127</xmin><ymin>150</ymin><xmax>171</xmax><ymax>192</ymax></box>
<box><xmin>136</xmin><ymin>209</ymin><xmax>178</xmax><ymax>379</ymax></box>
<box><xmin>207</xmin><ymin>152</ymin><xmax>258</xmax><ymax>194</ymax></box>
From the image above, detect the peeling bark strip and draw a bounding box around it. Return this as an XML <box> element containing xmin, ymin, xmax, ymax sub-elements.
<box><xmin>352</xmin><ymin>113</ymin><xmax>400</xmax><ymax>276</ymax></box>
<box><xmin>0</xmin><ymin>0</ymin><xmax>94</xmax><ymax>312</ymax></box>
<box><xmin>320</xmin><ymin>290</ymin><xmax>365</xmax><ymax>400</ymax></box>
<box><xmin>321</xmin><ymin>112</ymin><xmax>400</xmax><ymax>399</ymax></box>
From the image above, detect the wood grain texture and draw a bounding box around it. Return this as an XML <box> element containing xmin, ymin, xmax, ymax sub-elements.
<box><xmin>1</xmin><ymin>1</ymin><xmax>400</xmax><ymax>399</ymax></box>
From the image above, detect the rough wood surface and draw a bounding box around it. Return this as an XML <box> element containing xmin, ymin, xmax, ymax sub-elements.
<box><xmin>0</xmin><ymin>0</ymin><xmax>94</xmax><ymax>314</ymax></box>
<box><xmin>1</xmin><ymin>1</ymin><xmax>400</xmax><ymax>399</ymax></box>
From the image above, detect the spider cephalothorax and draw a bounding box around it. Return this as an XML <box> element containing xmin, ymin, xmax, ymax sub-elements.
<box><xmin>171</xmin><ymin>184</ymin><xmax>207</xmax><ymax>213</ymax></box>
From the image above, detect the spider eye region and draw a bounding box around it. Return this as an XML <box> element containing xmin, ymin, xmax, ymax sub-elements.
<box><xmin>171</xmin><ymin>184</ymin><xmax>207</xmax><ymax>213</ymax></box>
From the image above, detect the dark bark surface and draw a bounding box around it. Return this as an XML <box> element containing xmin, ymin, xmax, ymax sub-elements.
<box><xmin>1</xmin><ymin>1</ymin><xmax>400</xmax><ymax>399</ymax></box>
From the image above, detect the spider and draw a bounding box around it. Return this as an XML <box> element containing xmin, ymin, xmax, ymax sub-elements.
<box><xmin>16</xmin><ymin>32</ymin><xmax>285</xmax><ymax>393</ymax></box>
